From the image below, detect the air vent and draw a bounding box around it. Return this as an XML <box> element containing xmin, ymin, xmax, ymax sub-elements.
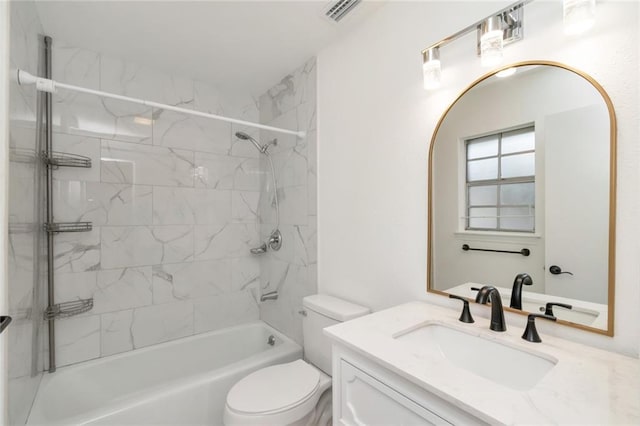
<box><xmin>323</xmin><ymin>0</ymin><xmax>361</xmax><ymax>22</ymax></box>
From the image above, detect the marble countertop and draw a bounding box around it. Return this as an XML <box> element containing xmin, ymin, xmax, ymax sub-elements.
<box><xmin>324</xmin><ymin>301</ymin><xmax>640</xmax><ymax>425</ymax></box>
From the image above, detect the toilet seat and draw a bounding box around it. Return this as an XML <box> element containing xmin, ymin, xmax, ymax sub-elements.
<box><xmin>227</xmin><ymin>360</ymin><xmax>320</xmax><ymax>415</ymax></box>
<box><xmin>224</xmin><ymin>360</ymin><xmax>331</xmax><ymax>425</ymax></box>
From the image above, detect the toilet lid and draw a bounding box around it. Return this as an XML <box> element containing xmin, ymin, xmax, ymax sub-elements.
<box><xmin>226</xmin><ymin>360</ymin><xmax>320</xmax><ymax>414</ymax></box>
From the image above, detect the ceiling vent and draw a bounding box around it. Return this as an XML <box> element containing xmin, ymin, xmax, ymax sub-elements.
<box><xmin>323</xmin><ymin>0</ymin><xmax>361</xmax><ymax>23</ymax></box>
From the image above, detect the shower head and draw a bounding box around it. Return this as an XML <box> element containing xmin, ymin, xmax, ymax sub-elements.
<box><xmin>235</xmin><ymin>131</ymin><xmax>263</xmax><ymax>153</ymax></box>
<box><xmin>235</xmin><ymin>131</ymin><xmax>252</xmax><ymax>140</ymax></box>
<box><xmin>234</xmin><ymin>131</ymin><xmax>277</xmax><ymax>154</ymax></box>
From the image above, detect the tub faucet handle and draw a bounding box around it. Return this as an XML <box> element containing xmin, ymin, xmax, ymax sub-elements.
<box><xmin>298</xmin><ymin>310</ymin><xmax>307</xmax><ymax>317</ymax></box>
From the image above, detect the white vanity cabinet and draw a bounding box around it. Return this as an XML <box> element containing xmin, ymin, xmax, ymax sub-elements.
<box><xmin>332</xmin><ymin>346</ymin><xmax>486</xmax><ymax>426</ymax></box>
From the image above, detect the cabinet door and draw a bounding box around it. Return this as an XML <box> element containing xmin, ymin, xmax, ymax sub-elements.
<box><xmin>338</xmin><ymin>360</ymin><xmax>452</xmax><ymax>426</ymax></box>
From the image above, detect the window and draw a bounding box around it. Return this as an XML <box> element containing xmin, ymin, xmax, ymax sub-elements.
<box><xmin>465</xmin><ymin>127</ymin><xmax>535</xmax><ymax>232</ymax></box>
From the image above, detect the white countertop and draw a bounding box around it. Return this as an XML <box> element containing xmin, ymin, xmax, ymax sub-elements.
<box><xmin>324</xmin><ymin>301</ymin><xmax>640</xmax><ymax>425</ymax></box>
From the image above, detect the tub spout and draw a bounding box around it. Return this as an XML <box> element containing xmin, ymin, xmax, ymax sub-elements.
<box><xmin>250</xmin><ymin>243</ymin><xmax>267</xmax><ymax>255</ymax></box>
<box><xmin>260</xmin><ymin>291</ymin><xmax>278</xmax><ymax>302</ymax></box>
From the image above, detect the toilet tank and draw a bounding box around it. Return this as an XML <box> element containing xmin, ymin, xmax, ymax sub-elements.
<box><xmin>302</xmin><ymin>295</ymin><xmax>369</xmax><ymax>375</ymax></box>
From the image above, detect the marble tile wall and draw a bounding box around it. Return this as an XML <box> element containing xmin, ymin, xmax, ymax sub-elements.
<box><xmin>258</xmin><ymin>58</ymin><xmax>318</xmax><ymax>345</ymax></box>
<box><xmin>48</xmin><ymin>41</ymin><xmax>263</xmax><ymax>368</ymax></box>
<box><xmin>8</xmin><ymin>1</ymin><xmax>47</xmax><ymax>424</ymax></box>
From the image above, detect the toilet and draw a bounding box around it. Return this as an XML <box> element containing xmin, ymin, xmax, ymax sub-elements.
<box><xmin>223</xmin><ymin>295</ymin><xmax>370</xmax><ymax>426</ymax></box>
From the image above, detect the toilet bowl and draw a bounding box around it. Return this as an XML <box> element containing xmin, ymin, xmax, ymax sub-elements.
<box><xmin>223</xmin><ymin>295</ymin><xmax>369</xmax><ymax>426</ymax></box>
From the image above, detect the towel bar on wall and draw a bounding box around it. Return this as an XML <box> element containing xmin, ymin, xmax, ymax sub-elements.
<box><xmin>461</xmin><ymin>243</ymin><xmax>530</xmax><ymax>256</ymax></box>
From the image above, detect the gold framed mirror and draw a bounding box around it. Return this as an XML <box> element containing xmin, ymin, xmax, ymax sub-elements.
<box><xmin>427</xmin><ymin>61</ymin><xmax>616</xmax><ymax>336</ymax></box>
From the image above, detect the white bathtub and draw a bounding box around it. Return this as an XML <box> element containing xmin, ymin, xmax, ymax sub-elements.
<box><xmin>27</xmin><ymin>321</ymin><xmax>302</xmax><ymax>425</ymax></box>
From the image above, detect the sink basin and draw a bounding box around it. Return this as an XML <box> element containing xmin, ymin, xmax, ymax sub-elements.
<box><xmin>394</xmin><ymin>323</ymin><xmax>557</xmax><ymax>391</ymax></box>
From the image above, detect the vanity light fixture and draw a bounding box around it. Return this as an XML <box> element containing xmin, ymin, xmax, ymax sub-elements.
<box><xmin>422</xmin><ymin>47</ymin><xmax>441</xmax><ymax>90</ymax></box>
<box><xmin>563</xmin><ymin>0</ymin><xmax>596</xmax><ymax>35</ymax></box>
<box><xmin>420</xmin><ymin>0</ymin><xmax>529</xmax><ymax>90</ymax></box>
<box><xmin>480</xmin><ymin>16</ymin><xmax>504</xmax><ymax>67</ymax></box>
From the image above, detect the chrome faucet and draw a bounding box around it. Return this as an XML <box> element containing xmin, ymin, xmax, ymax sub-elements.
<box><xmin>509</xmin><ymin>273</ymin><xmax>533</xmax><ymax>310</ymax></box>
<box><xmin>476</xmin><ymin>286</ymin><xmax>507</xmax><ymax>332</ymax></box>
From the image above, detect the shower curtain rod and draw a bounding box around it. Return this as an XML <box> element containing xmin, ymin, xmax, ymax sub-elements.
<box><xmin>15</xmin><ymin>69</ymin><xmax>306</xmax><ymax>138</ymax></box>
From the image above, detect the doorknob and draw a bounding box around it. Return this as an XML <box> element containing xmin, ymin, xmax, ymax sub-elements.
<box><xmin>549</xmin><ymin>265</ymin><xmax>573</xmax><ymax>275</ymax></box>
<box><xmin>0</xmin><ymin>315</ymin><xmax>12</xmax><ymax>334</ymax></box>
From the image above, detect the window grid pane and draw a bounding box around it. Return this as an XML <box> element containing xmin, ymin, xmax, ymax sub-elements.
<box><xmin>466</xmin><ymin>126</ymin><xmax>535</xmax><ymax>232</ymax></box>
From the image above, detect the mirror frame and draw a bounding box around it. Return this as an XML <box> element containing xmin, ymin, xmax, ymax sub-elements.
<box><xmin>427</xmin><ymin>60</ymin><xmax>617</xmax><ymax>336</ymax></box>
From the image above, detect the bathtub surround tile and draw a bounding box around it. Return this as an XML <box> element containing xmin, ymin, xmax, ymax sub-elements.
<box><xmin>101</xmin><ymin>225</ymin><xmax>194</xmax><ymax>269</ymax></box>
<box><xmin>194</xmin><ymin>223</ymin><xmax>259</xmax><ymax>261</ymax></box>
<box><xmin>307</xmin><ymin>130</ymin><xmax>318</xmax><ymax>215</ymax></box>
<box><xmin>53</xmin><ymin>44</ymin><xmax>100</xmax><ymax>91</ymax></box>
<box><xmin>131</xmin><ymin>301</ymin><xmax>194</xmax><ymax>348</ymax></box>
<box><xmin>51</xmin><ymin>44</ymin><xmax>101</xmax><ymax>133</ymax></box>
<box><xmin>152</xmin><ymin>108</ymin><xmax>231</xmax><ymax>154</ymax></box>
<box><xmin>101</xmin><ymin>140</ymin><xmax>194</xmax><ymax>187</ymax></box>
<box><xmin>7</xmin><ymin>320</ymin><xmax>35</xmax><ymax>379</ymax></box>
<box><xmin>54</xmin><ymin>228</ymin><xmax>101</xmax><ymax>273</ymax></box>
<box><xmin>152</xmin><ymin>187</ymin><xmax>231</xmax><ymax>226</ymax></box>
<box><xmin>272</xmin><ymin>148</ymin><xmax>308</xmax><ymax>189</ymax></box>
<box><xmin>152</xmin><ymin>260</ymin><xmax>231</xmax><ymax>304</ymax></box>
<box><xmin>193</xmin><ymin>291</ymin><xmax>259</xmax><ymax>334</ymax></box>
<box><xmin>101</xmin><ymin>54</ymin><xmax>194</xmax><ymax>107</ymax></box>
<box><xmin>259</xmin><ymin>112</ymin><xmax>299</xmax><ymax>155</ymax></box>
<box><xmin>193</xmin><ymin>80</ymin><xmax>226</xmax><ymax>115</ymax></box>
<box><xmin>194</xmin><ymin>152</ymin><xmax>261</xmax><ymax>191</ymax></box>
<box><xmin>94</xmin><ymin>267</ymin><xmax>153</xmax><ymax>314</ymax></box>
<box><xmin>52</xmin><ymin>133</ymin><xmax>101</xmax><ymax>182</ymax></box>
<box><xmin>54</xmin><ymin>271</ymin><xmax>98</xmax><ymax>309</ymax></box>
<box><xmin>53</xmin><ymin>181</ymin><xmax>152</xmax><ymax>226</ymax></box>
<box><xmin>55</xmin><ymin>315</ymin><xmax>101</xmax><ymax>367</ymax></box>
<box><xmin>231</xmin><ymin>257</ymin><xmax>260</xmax><ymax>291</ymax></box>
<box><xmin>278</xmin><ymin>185</ymin><xmax>308</xmax><ymax>226</ymax></box>
<box><xmin>53</xmin><ymin>91</ymin><xmax>153</xmax><ymax>143</ymax></box>
<box><xmin>101</xmin><ymin>310</ymin><xmax>134</xmax><ymax>356</ymax></box>
<box><xmin>258</xmin><ymin>57</ymin><xmax>317</xmax><ymax>345</ymax></box>
<box><xmin>231</xmin><ymin>191</ymin><xmax>260</xmax><ymax>223</ymax></box>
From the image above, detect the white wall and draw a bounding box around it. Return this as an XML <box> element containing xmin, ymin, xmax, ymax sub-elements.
<box><xmin>317</xmin><ymin>1</ymin><xmax>639</xmax><ymax>356</ymax></box>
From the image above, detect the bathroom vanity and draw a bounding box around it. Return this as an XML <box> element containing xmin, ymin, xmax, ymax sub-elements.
<box><xmin>325</xmin><ymin>302</ymin><xmax>640</xmax><ymax>425</ymax></box>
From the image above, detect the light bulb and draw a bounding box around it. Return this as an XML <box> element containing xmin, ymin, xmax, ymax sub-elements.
<box><xmin>480</xmin><ymin>16</ymin><xmax>504</xmax><ymax>68</ymax></box>
<box><xmin>564</xmin><ymin>0</ymin><xmax>596</xmax><ymax>35</ymax></box>
<box><xmin>422</xmin><ymin>48</ymin><xmax>441</xmax><ymax>90</ymax></box>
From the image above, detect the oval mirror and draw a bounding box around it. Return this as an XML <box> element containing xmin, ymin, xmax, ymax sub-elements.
<box><xmin>427</xmin><ymin>61</ymin><xmax>616</xmax><ymax>335</ymax></box>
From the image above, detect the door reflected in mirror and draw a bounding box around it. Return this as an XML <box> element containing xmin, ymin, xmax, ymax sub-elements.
<box><xmin>428</xmin><ymin>62</ymin><xmax>615</xmax><ymax>335</ymax></box>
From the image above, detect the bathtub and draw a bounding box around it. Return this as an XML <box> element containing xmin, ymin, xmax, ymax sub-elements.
<box><xmin>27</xmin><ymin>321</ymin><xmax>301</xmax><ymax>425</ymax></box>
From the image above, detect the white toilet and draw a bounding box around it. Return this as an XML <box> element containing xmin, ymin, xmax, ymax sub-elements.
<box><xmin>223</xmin><ymin>295</ymin><xmax>370</xmax><ymax>426</ymax></box>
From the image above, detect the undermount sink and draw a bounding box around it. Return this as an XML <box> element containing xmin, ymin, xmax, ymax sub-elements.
<box><xmin>394</xmin><ymin>323</ymin><xmax>557</xmax><ymax>391</ymax></box>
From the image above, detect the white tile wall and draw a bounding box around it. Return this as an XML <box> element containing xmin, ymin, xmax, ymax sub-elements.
<box><xmin>49</xmin><ymin>45</ymin><xmax>262</xmax><ymax>367</ymax></box>
<box><xmin>258</xmin><ymin>57</ymin><xmax>318</xmax><ymax>344</ymax></box>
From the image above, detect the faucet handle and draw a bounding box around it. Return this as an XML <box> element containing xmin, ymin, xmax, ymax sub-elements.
<box><xmin>544</xmin><ymin>302</ymin><xmax>572</xmax><ymax>316</ymax></box>
<box><xmin>449</xmin><ymin>295</ymin><xmax>474</xmax><ymax>323</ymax></box>
<box><xmin>522</xmin><ymin>313</ymin><xmax>557</xmax><ymax>343</ymax></box>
